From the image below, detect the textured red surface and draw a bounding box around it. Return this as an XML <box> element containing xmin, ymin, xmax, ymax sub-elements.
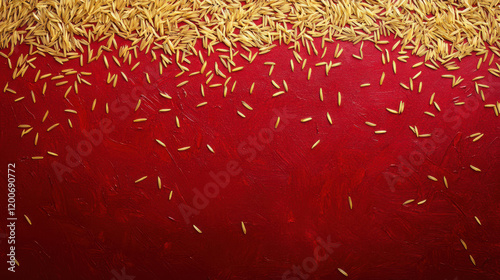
<box><xmin>1</xmin><ymin>38</ymin><xmax>500</xmax><ymax>280</ymax></box>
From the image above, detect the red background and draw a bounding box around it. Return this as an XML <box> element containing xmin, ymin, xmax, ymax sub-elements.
<box><xmin>1</xmin><ymin>37</ymin><xmax>500</xmax><ymax>280</ymax></box>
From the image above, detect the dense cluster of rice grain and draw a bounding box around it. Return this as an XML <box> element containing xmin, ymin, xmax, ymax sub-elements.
<box><xmin>0</xmin><ymin>0</ymin><xmax>499</xmax><ymax>60</ymax></box>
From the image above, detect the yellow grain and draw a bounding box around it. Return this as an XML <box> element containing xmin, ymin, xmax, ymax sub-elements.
<box><xmin>470</xmin><ymin>165</ymin><xmax>481</xmax><ymax>172</ymax></box>
<box><xmin>135</xmin><ymin>176</ymin><xmax>147</xmax><ymax>183</ymax></box>
<box><xmin>311</xmin><ymin>140</ymin><xmax>320</xmax><ymax>149</ymax></box>
<box><xmin>193</xmin><ymin>225</ymin><xmax>202</xmax><ymax>233</ymax></box>
<box><xmin>177</xmin><ymin>80</ymin><xmax>188</xmax><ymax>87</ymax></box>
<box><xmin>338</xmin><ymin>268</ymin><xmax>348</xmax><ymax>277</ymax></box>
<box><xmin>241</xmin><ymin>221</ymin><xmax>247</xmax><ymax>235</ymax></box>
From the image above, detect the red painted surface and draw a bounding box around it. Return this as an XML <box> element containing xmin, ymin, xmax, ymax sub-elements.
<box><xmin>1</xmin><ymin>38</ymin><xmax>499</xmax><ymax>280</ymax></box>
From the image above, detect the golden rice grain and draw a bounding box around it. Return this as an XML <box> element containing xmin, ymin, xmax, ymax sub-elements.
<box><xmin>427</xmin><ymin>175</ymin><xmax>437</xmax><ymax>181</ymax></box>
<box><xmin>241</xmin><ymin>221</ymin><xmax>247</xmax><ymax>235</ymax></box>
<box><xmin>474</xmin><ymin>216</ymin><xmax>482</xmax><ymax>226</ymax></box>
<box><xmin>112</xmin><ymin>56</ymin><xmax>121</xmax><ymax>67</ymax></box>
<box><xmin>425</xmin><ymin>63</ymin><xmax>437</xmax><ymax>70</ymax></box>
<box><xmin>386</xmin><ymin>108</ymin><xmax>398</xmax><ymax>114</ymax></box>
<box><xmin>81</xmin><ymin>78</ymin><xmax>91</xmax><ymax>86</ymax></box>
<box><xmin>403</xmin><ymin>199</ymin><xmax>414</xmax><ymax>205</ymax></box>
<box><xmin>470</xmin><ymin>165</ymin><xmax>481</xmax><ymax>172</ymax></box>
<box><xmin>175</xmin><ymin>116</ymin><xmax>180</xmax><ymax>128</ymax></box>
<box><xmin>177</xmin><ymin>81</ymin><xmax>188</xmax><ymax>87</ymax></box>
<box><xmin>434</xmin><ymin>102</ymin><xmax>441</xmax><ymax>112</ymax></box>
<box><xmin>311</xmin><ymin>139</ymin><xmax>320</xmax><ymax>149</ymax></box>
<box><xmin>472</xmin><ymin>134</ymin><xmax>484</xmax><ymax>142</ymax></box>
<box><xmin>460</xmin><ymin>239</ymin><xmax>467</xmax><ymax>250</ymax></box>
<box><xmin>338</xmin><ymin>268</ymin><xmax>348</xmax><ymax>277</ymax></box>
<box><xmin>232</xmin><ymin>81</ymin><xmax>237</xmax><ymax>92</ymax></box>
<box><xmin>470</xmin><ymin>255</ymin><xmax>476</xmax><ymax>266</ymax></box>
<box><xmin>46</xmin><ymin>123</ymin><xmax>59</xmax><ymax>132</ymax></box>
<box><xmin>380</xmin><ymin>72</ymin><xmax>385</xmax><ymax>85</ymax></box>
<box><xmin>412</xmin><ymin>62</ymin><xmax>423</xmax><ymax>68</ymax></box>
<box><xmin>135</xmin><ymin>100</ymin><xmax>141</xmax><ymax>111</ymax></box>
<box><xmin>42</xmin><ymin>110</ymin><xmax>49</xmax><ymax>122</ymax></box>
<box><xmin>375</xmin><ymin>130</ymin><xmax>386</xmax><ymax>134</ymax></box>
<box><xmin>103</xmin><ymin>56</ymin><xmax>109</xmax><ymax>69</ymax></box>
<box><xmin>131</xmin><ymin>62</ymin><xmax>140</xmax><ymax>71</ymax></box>
<box><xmin>237</xmin><ymin>111</ymin><xmax>246</xmax><ymax>118</ymax></box>
<box><xmin>156</xmin><ymin>139</ymin><xmax>166</xmax><ymax>148</ymax></box>
<box><xmin>178</xmin><ymin>146</ymin><xmax>191</xmax><ymax>151</ymax></box>
<box><xmin>413</xmin><ymin>71</ymin><xmax>422</xmax><ymax>80</ymax></box>
<box><xmin>193</xmin><ymin>225</ymin><xmax>202</xmax><ymax>234</ymax></box>
<box><xmin>443</xmin><ymin>176</ymin><xmax>448</xmax><ymax>188</ymax></box>
<box><xmin>242</xmin><ymin>101</ymin><xmax>253</xmax><ymax>110</ymax></box>
<box><xmin>135</xmin><ymin>176</ymin><xmax>147</xmax><ymax>183</ymax></box>
<box><xmin>207</xmin><ymin>144</ymin><xmax>215</xmax><ymax>154</ymax></box>
<box><xmin>55</xmin><ymin>81</ymin><xmax>68</xmax><ymax>86</ymax></box>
